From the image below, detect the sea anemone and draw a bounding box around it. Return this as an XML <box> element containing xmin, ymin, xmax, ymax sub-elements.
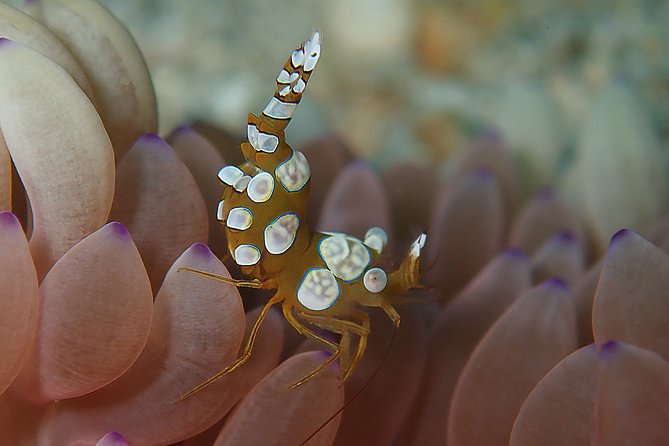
<box><xmin>1</xmin><ymin>1</ymin><xmax>668</xmax><ymax>445</ymax></box>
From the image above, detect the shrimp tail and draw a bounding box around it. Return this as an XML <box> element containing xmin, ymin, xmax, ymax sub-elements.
<box><xmin>242</xmin><ymin>30</ymin><xmax>321</xmax><ymax>168</ymax></box>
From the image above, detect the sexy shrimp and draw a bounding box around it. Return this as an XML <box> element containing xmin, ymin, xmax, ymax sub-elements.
<box><xmin>180</xmin><ymin>30</ymin><xmax>425</xmax><ymax>400</ymax></box>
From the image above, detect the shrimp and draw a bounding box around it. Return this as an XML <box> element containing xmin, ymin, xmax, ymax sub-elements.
<box><xmin>179</xmin><ymin>30</ymin><xmax>425</xmax><ymax>400</ymax></box>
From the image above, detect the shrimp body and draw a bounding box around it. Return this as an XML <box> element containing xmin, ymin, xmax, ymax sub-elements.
<box><xmin>181</xmin><ymin>31</ymin><xmax>425</xmax><ymax>398</ymax></box>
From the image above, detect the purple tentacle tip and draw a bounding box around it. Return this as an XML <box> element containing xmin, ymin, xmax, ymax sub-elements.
<box><xmin>554</xmin><ymin>230</ymin><xmax>576</xmax><ymax>244</ymax></box>
<box><xmin>0</xmin><ymin>37</ymin><xmax>13</xmax><ymax>47</ymax></box>
<box><xmin>599</xmin><ymin>340</ymin><xmax>620</xmax><ymax>358</ymax></box>
<box><xmin>0</xmin><ymin>211</ymin><xmax>19</xmax><ymax>227</ymax></box>
<box><xmin>109</xmin><ymin>431</ymin><xmax>126</xmax><ymax>441</ymax></box>
<box><xmin>610</xmin><ymin>228</ymin><xmax>631</xmax><ymax>245</ymax></box>
<box><xmin>139</xmin><ymin>132</ymin><xmax>164</xmax><ymax>143</ymax></box>
<box><xmin>504</xmin><ymin>247</ymin><xmax>527</xmax><ymax>259</ymax></box>
<box><xmin>107</xmin><ymin>221</ymin><xmax>129</xmax><ymax>238</ymax></box>
<box><xmin>316</xmin><ymin>349</ymin><xmax>332</xmax><ymax>360</ymax></box>
<box><xmin>191</xmin><ymin>242</ymin><xmax>213</xmax><ymax>258</ymax></box>
<box><xmin>97</xmin><ymin>431</ymin><xmax>128</xmax><ymax>446</ymax></box>
<box><xmin>135</xmin><ymin>133</ymin><xmax>174</xmax><ymax>153</ymax></box>
<box><xmin>545</xmin><ymin>277</ymin><xmax>568</xmax><ymax>290</ymax></box>
<box><xmin>315</xmin><ymin>350</ymin><xmax>340</xmax><ymax>372</ymax></box>
<box><xmin>172</xmin><ymin>124</ymin><xmax>193</xmax><ymax>135</ymax></box>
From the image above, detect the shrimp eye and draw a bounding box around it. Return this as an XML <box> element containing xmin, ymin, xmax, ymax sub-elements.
<box><xmin>363</xmin><ymin>268</ymin><xmax>387</xmax><ymax>293</ymax></box>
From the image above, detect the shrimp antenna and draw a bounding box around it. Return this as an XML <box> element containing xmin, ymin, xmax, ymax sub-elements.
<box><xmin>298</xmin><ymin>326</ymin><xmax>399</xmax><ymax>446</ymax></box>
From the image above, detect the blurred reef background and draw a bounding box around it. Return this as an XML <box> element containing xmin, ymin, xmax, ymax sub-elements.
<box><xmin>89</xmin><ymin>0</ymin><xmax>669</xmax><ymax>168</ymax></box>
<box><xmin>83</xmin><ymin>0</ymin><xmax>669</xmax><ymax>249</ymax></box>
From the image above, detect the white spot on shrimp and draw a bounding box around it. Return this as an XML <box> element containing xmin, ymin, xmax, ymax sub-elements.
<box><xmin>291</xmin><ymin>49</ymin><xmax>305</xmax><ymax>68</ymax></box>
<box><xmin>364</xmin><ymin>226</ymin><xmax>388</xmax><ymax>253</ymax></box>
<box><xmin>234</xmin><ymin>244</ymin><xmax>261</xmax><ymax>266</ymax></box>
<box><xmin>247</xmin><ymin>124</ymin><xmax>259</xmax><ymax>150</ymax></box>
<box><xmin>263</xmin><ymin>97</ymin><xmax>297</xmax><ymax>120</ymax></box>
<box><xmin>363</xmin><ymin>267</ymin><xmax>387</xmax><ymax>293</ymax></box>
<box><xmin>247</xmin><ymin>171</ymin><xmax>275</xmax><ymax>203</ymax></box>
<box><xmin>303</xmin><ymin>31</ymin><xmax>321</xmax><ymax>72</ymax></box>
<box><xmin>216</xmin><ymin>200</ymin><xmax>225</xmax><ymax>221</ymax></box>
<box><xmin>233</xmin><ymin>175</ymin><xmax>251</xmax><ymax>192</ymax></box>
<box><xmin>264</xmin><ymin>212</ymin><xmax>300</xmax><ymax>254</ymax></box>
<box><xmin>411</xmin><ymin>233</ymin><xmax>427</xmax><ymax>258</ymax></box>
<box><xmin>276</xmin><ymin>150</ymin><xmax>310</xmax><ymax>192</ymax></box>
<box><xmin>226</xmin><ymin>207</ymin><xmax>253</xmax><ymax>230</ymax></box>
<box><xmin>257</xmin><ymin>132</ymin><xmax>279</xmax><ymax>153</ymax></box>
<box><xmin>218</xmin><ymin>165</ymin><xmax>244</xmax><ymax>186</ymax></box>
<box><xmin>297</xmin><ymin>267</ymin><xmax>340</xmax><ymax>310</ymax></box>
<box><xmin>277</xmin><ymin>69</ymin><xmax>299</xmax><ymax>84</ymax></box>
<box><xmin>293</xmin><ymin>78</ymin><xmax>306</xmax><ymax>94</ymax></box>
<box><xmin>318</xmin><ymin>234</ymin><xmax>371</xmax><ymax>281</ymax></box>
